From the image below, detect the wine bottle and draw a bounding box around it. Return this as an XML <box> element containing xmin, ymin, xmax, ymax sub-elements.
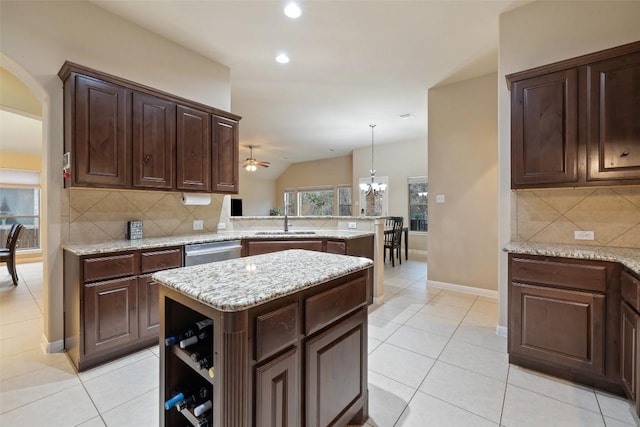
<box><xmin>164</xmin><ymin>386</ymin><xmax>209</xmax><ymax>411</ymax></box>
<box><xmin>191</xmin><ymin>353</ymin><xmax>213</xmax><ymax>370</ymax></box>
<box><xmin>165</xmin><ymin>319</ymin><xmax>213</xmax><ymax>346</ymax></box>
<box><xmin>194</xmin><ymin>399</ymin><xmax>212</xmax><ymax>417</ymax></box>
<box><xmin>179</xmin><ymin>328</ymin><xmax>211</xmax><ymax>349</ymax></box>
<box><xmin>198</xmin><ymin>414</ymin><xmax>212</xmax><ymax>427</ymax></box>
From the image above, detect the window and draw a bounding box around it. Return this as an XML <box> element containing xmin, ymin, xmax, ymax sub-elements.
<box><xmin>284</xmin><ymin>190</ymin><xmax>295</xmax><ymax>215</ymax></box>
<box><xmin>298</xmin><ymin>188</ymin><xmax>334</xmax><ymax>216</ymax></box>
<box><xmin>408</xmin><ymin>176</ymin><xmax>428</xmax><ymax>232</ymax></box>
<box><xmin>0</xmin><ymin>169</ymin><xmax>41</xmax><ymax>250</ymax></box>
<box><xmin>337</xmin><ymin>186</ymin><xmax>352</xmax><ymax>216</ymax></box>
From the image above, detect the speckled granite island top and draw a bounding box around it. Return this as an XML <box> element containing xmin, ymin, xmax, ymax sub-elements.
<box><xmin>151</xmin><ymin>249</ymin><xmax>373</xmax><ymax>312</ymax></box>
<box><xmin>61</xmin><ymin>230</ymin><xmax>374</xmax><ymax>256</ymax></box>
<box><xmin>505</xmin><ymin>241</ymin><xmax>640</xmax><ymax>275</ymax></box>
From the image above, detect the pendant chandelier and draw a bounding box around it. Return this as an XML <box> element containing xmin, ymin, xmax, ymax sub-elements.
<box><xmin>359</xmin><ymin>124</ymin><xmax>387</xmax><ymax>196</ymax></box>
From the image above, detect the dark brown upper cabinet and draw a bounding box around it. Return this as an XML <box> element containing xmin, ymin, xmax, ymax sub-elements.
<box><xmin>586</xmin><ymin>51</ymin><xmax>640</xmax><ymax>182</ymax></box>
<box><xmin>66</xmin><ymin>74</ymin><xmax>131</xmax><ymax>188</ymax></box>
<box><xmin>59</xmin><ymin>62</ymin><xmax>241</xmax><ymax>193</ymax></box>
<box><xmin>511</xmin><ymin>69</ymin><xmax>579</xmax><ymax>187</ymax></box>
<box><xmin>132</xmin><ymin>92</ymin><xmax>176</xmax><ymax>190</ymax></box>
<box><xmin>176</xmin><ymin>105</ymin><xmax>211</xmax><ymax>191</ymax></box>
<box><xmin>212</xmin><ymin>115</ymin><xmax>239</xmax><ymax>193</ymax></box>
<box><xmin>507</xmin><ymin>41</ymin><xmax>640</xmax><ymax>189</ymax></box>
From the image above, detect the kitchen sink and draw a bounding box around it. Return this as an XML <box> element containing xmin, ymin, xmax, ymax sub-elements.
<box><xmin>254</xmin><ymin>231</ymin><xmax>316</xmax><ymax>235</ymax></box>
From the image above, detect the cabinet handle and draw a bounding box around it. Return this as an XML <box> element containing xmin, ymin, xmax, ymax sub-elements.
<box><xmin>621</xmin><ymin>151</ymin><xmax>630</xmax><ymax>157</ymax></box>
<box><xmin>142</xmin><ymin>155</ymin><xmax>151</xmax><ymax>165</ymax></box>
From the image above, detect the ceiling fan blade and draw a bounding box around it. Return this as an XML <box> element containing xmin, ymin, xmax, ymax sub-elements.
<box><xmin>256</xmin><ymin>161</ymin><xmax>271</xmax><ymax>167</ymax></box>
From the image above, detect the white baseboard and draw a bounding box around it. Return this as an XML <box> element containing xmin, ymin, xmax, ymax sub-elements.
<box><xmin>496</xmin><ymin>325</ymin><xmax>508</xmax><ymax>337</ymax></box>
<box><xmin>427</xmin><ymin>280</ymin><xmax>498</xmax><ymax>299</ymax></box>
<box><xmin>41</xmin><ymin>335</ymin><xmax>64</xmax><ymax>353</ymax></box>
<box><xmin>407</xmin><ymin>249</ymin><xmax>428</xmax><ymax>257</ymax></box>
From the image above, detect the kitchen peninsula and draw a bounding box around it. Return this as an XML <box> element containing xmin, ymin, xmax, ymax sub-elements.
<box><xmin>152</xmin><ymin>249</ymin><xmax>373</xmax><ymax>427</ymax></box>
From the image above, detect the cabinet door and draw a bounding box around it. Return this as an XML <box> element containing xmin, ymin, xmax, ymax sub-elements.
<box><xmin>84</xmin><ymin>277</ymin><xmax>138</xmax><ymax>355</ymax></box>
<box><xmin>509</xmin><ymin>282</ymin><xmax>605</xmax><ymax>375</ymax></box>
<box><xmin>177</xmin><ymin>105</ymin><xmax>211</xmax><ymax>191</ymax></box>
<box><xmin>74</xmin><ymin>75</ymin><xmax>130</xmax><ymax>187</ymax></box>
<box><xmin>138</xmin><ymin>275</ymin><xmax>160</xmax><ymax>340</ymax></box>
<box><xmin>621</xmin><ymin>302</ymin><xmax>638</xmax><ymax>401</ymax></box>
<box><xmin>586</xmin><ymin>51</ymin><xmax>640</xmax><ymax>182</ymax></box>
<box><xmin>212</xmin><ymin>115</ymin><xmax>239</xmax><ymax>193</ymax></box>
<box><xmin>245</xmin><ymin>240</ymin><xmax>324</xmax><ymax>256</ymax></box>
<box><xmin>305</xmin><ymin>308</ymin><xmax>367</xmax><ymax>427</ymax></box>
<box><xmin>511</xmin><ymin>69</ymin><xmax>578</xmax><ymax>188</ymax></box>
<box><xmin>132</xmin><ymin>92</ymin><xmax>176</xmax><ymax>189</ymax></box>
<box><xmin>255</xmin><ymin>347</ymin><xmax>299</xmax><ymax>427</ymax></box>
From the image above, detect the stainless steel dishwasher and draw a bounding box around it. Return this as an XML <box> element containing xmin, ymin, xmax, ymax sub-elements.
<box><xmin>184</xmin><ymin>240</ymin><xmax>242</xmax><ymax>266</ymax></box>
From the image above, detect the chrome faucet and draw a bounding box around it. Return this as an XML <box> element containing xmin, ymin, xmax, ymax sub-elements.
<box><xmin>284</xmin><ymin>210</ymin><xmax>289</xmax><ymax>232</ymax></box>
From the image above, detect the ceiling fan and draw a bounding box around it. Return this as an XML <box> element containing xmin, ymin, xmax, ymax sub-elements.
<box><xmin>243</xmin><ymin>145</ymin><xmax>271</xmax><ymax>172</ymax></box>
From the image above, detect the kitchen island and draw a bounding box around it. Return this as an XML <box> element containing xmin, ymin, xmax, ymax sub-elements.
<box><xmin>152</xmin><ymin>249</ymin><xmax>373</xmax><ymax>427</ymax></box>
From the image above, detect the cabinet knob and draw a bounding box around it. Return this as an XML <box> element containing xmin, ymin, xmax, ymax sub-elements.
<box><xmin>142</xmin><ymin>155</ymin><xmax>151</xmax><ymax>165</ymax></box>
<box><xmin>621</xmin><ymin>151</ymin><xmax>630</xmax><ymax>157</ymax></box>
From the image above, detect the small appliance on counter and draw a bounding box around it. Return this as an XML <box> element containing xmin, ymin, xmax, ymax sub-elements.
<box><xmin>126</xmin><ymin>220</ymin><xmax>143</xmax><ymax>240</ymax></box>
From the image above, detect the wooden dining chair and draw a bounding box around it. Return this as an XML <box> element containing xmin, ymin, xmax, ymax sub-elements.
<box><xmin>384</xmin><ymin>216</ymin><xmax>403</xmax><ymax>267</ymax></box>
<box><xmin>0</xmin><ymin>223</ymin><xmax>24</xmax><ymax>286</ymax></box>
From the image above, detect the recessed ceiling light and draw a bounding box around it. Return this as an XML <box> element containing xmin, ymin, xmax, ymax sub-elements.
<box><xmin>399</xmin><ymin>113</ymin><xmax>415</xmax><ymax>120</ymax></box>
<box><xmin>284</xmin><ymin>2</ymin><xmax>302</xmax><ymax>19</ymax></box>
<box><xmin>276</xmin><ymin>53</ymin><xmax>290</xmax><ymax>64</ymax></box>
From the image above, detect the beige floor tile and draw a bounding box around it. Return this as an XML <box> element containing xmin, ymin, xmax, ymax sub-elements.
<box><xmin>76</xmin><ymin>416</ymin><xmax>107</xmax><ymax>427</ymax></box>
<box><xmin>368</xmin><ymin>316</ymin><xmax>402</xmax><ymax>341</ymax></box>
<box><xmin>462</xmin><ymin>309</ymin><xmax>498</xmax><ymax>328</ymax></box>
<box><xmin>0</xmin><ymin>359</ymin><xmax>80</xmax><ymax>413</ymax></box>
<box><xmin>440</xmin><ymin>340</ymin><xmax>509</xmax><ymax>382</ymax></box>
<box><xmin>78</xmin><ymin>348</ymin><xmax>157</xmax><ymax>383</ymax></box>
<box><xmin>0</xmin><ymin>327</ymin><xmax>43</xmax><ymax>357</ymax></box>
<box><xmin>603</xmin><ymin>416</ymin><xmax>637</xmax><ymax>426</ymax></box>
<box><xmin>0</xmin><ymin>383</ymin><xmax>99</xmax><ymax>427</ymax></box>
<box><xmin>102</xmin><ymin>387</ymin><xmax>159</xmax><ymax>427</ymax></box>
<box><xmin>386</xmin><ymin>325</ymin><xmax>450</xmax><ymax>359</ymax></box>
<box><xmin>429</xmin><ymin>292</ymin><xmax>477</xmax><ymax>309</ymax></box>
<box><xmin>368</xmin><ymin>337</ymin><xmax>383</xmax><ymax>355</ymax></box>
<box><xmin>470</xmin><ymin>299</ymin><xmax>499</xmax><ymax>315</ymax></box>
<box><xmin>596</xmin><ymin>390</ymin><xmax>640</xmax><ymax>426</ymax></box>
<box><xmin>502</xmin><ymin>384</ymin><xmax>606</xmax><ymax>427</ymax></box>
<box><xmin>0</xmin><ymin>347</ymin><xmax>69</xmax><ymax>382</ymax></box>
<box><xmin>0</xmin><ymin>298</ymin><xmax>42</xmax><ymax>326</ymax></box>
<box><xmin>369</xmin><ymin>303</ymin><xmax>419</xmax><ymax>325</ymax></box>
<box><xmin>383</xmin><ymin>294</ymin><xmax>426</xmax><ymax>311</ymax></box>
<box><xmin>404</xmin><ymin>311</ymin><xmax>461</xmax><ymax>338</ymax></box>
<box><xmin>508</xmin><ymin>365</ymin><xmax>599</xmax><ymax>413</ymax></box>
<box><xmin>395</xmin><ymin>390</ymin><xmax>498</xmax><ymax>427</ymax></box>
<box><xmin>452</xmin><ymin>323</ymin><xmax>507</xmax><ymax>354</ymax></box>
<box><xmin>419</xmin><ymin>301</ymin><xmax>469</xmax><ymax>321</ymax></box>
<box><xmin>368</xmin><ymin>343</ymin><xmax>435</xmax><ymax>389</ymax></box>
<box><xmin>83</xmin><ymin>356</ymin><xmax>159</xmax><ymax>413</ymax></box>
<box><xmin>419</xmin><ymin>361</ymin><xmax>505</xmax><ymax>423</ymax></box>
<box><xmin>367</xmin><ymin>370</ymin><xmax>415</xmax><ymax>427</ymax></box>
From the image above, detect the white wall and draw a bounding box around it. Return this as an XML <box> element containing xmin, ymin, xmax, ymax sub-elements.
<box><xmin>353</xmin><ymin>138</ymin><xmax>428</xmax><ymax>252</ymax></box>
<box><xmin>237</xmin><ymin>171</ymin><xmax>277</xmax><ymax>216</ymax></box>
<box><xmin>0</xmin><ymin>0</ymin><xmax>231</xmax><ymax>348</ymax></box>
<box><xmin>498</xmin><ymin>1</ymin><xmax>640</xmax><ymax>328</ymax></box>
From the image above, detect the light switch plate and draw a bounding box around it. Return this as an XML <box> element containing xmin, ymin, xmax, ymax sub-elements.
<box><xmin>574</xmin><ymin>230</ymin><xmax>595</xmax><ymax>240</ymax></box>
<box><xmin>348</xmin><ymin>222</ymin><xmax>357</xmax><ymax>229</ymax></box>
<box><xmin>436</xmin><ymin>194</ymin><xmax>445</xmax><ymax>203</ymax></box>
<box><xmin>193</xmin><ymin>220</ymin><xmax>204</xmax><ymax>231</ymax></box>
<box><xmin>217</xmin><ymin>222</ymin><xmax>226</xmax><ymax>230</ymax></box>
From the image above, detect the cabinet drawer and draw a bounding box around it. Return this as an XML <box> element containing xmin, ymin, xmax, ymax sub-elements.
<box><xmin>622</xmin><ymin>271</ymin><xmax>640</xmax><ymax>312</ymax></box>
<box><xmin>326</xmin><ymin>240</ymin><xmax>346</xmax><ymax>254</ymax></box>
<box><xmin>305</xmin><ymin>275</ymin><xmax>367</xmax><ymax>335</ymax></box>
<box><xmin>83</xmin><ymin>253</ymin><xmax>138</xmax><ymax>282</ymax></box>
<box><xmin>255</xmin><ymin>302</ymin><xmax>298</xmax><ymax>362</ymax></box>
<box><xmin>140</xmin><ymin>248</ymin><xmax>182</xmax><ymax>273</ymax></box>
<box><xmin>511</xmin><ymin>257</ymin><xmax>607</xmax><ymax>292</ymax></box>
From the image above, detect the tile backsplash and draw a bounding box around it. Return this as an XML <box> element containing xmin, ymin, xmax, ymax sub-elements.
<box><xmin>515</xmin><ymin>185</ymin><xmax>640</xmax><ymax>248</ymax></box>
<box><xmin>61</xmin><ymin>188</ymin><xmax>225</xmax><ymax>244</ymax></box>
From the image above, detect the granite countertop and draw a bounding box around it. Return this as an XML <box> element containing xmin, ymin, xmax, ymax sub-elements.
<box><xmin>152</xmin><ymin>249</ymin><xmax>373</xmax><ymax>312</ymax></box>
<box><xmin>505</xmin><ymin>241</ymin><xmax>640</xmax><ymax>275</ymax></box>
<box><xmin>62</xmin><ymin>230</ymin><xmax>374</xmax><ymax>256</ymax></box>
<box><xmin>231</xmin><ymin>215</ymin><xmax>384</xmax><ymax>220</ymax></box>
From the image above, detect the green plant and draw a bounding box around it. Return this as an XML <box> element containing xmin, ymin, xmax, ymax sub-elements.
<box><xmin>269</xmin><ymin>207</ymin><xmax>282</xmax><ymax>216</ymax></box>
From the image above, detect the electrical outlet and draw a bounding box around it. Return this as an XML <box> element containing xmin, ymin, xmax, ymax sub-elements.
<box><xmin>436</xmin><ymin>194</ymin><xmax>445</xmax><ymax>203</ymax></box>
<box><xmin>574</xmin><ymin>230</ymin><xmax>595</xmax><ymax>240</ymax></box>
<box><xmin>348</xmin><ymin>222</ymin><xmax>357</xmax><ymax>229</ymax></box>
<box><xmin>193</xmin><ymin>220</ymin><xmax>204</xmax><ymax>231</ymax></box>
<box><xmin>217</xmin><ymin>222</ymin><xmax>226</xmax><ymax>230</ymax></box>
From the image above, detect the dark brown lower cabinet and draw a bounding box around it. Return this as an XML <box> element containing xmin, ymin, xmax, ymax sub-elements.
<box><xmin>508</xmin><ymin>254</ymin><xmax>622</xmax><ymax>393</ymax></box>
<box><xmin>84</xmin><ymin>277</ymin><xmax>139</xmax><ymax>356</ymax></box>
<box><xmin>256</xmin><ymin>347</ymin><xmax>298</xmax><ymax>427</ymax></box>
<box><xmin>64</xmin><ymin>246</ymin><xmax>182</xmax><ymax>371</ymax></box>
<box><xmin>620</xmin><ymin>302</ymin><xmax>638</xmax><ymax>401</ymax></box>
<box><xmin>159</xmin><ymin>267</ymin><xmax>371</xmax><ymax>427</ymax></box>
<box><xmin>510</xmin><ymin>282</ymin><xmax>605</xmax><ymax>375</ymax></box>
